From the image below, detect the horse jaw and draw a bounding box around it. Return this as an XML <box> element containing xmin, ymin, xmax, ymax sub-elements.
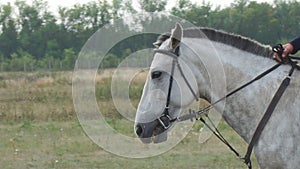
<box><xmin>153</xmin><ymin>132</ymin><xmax>168</xmax><ymax>143</ymax></box>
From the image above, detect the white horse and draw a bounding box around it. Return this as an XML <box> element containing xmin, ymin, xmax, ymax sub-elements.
<box><xmin>134</xmin><ymin>23</ymin><xmax>300</xmax><ymax>168</ymax></box>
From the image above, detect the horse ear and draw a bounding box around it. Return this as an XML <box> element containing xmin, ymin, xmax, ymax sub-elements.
<box><xmin>170</xmin><ymin>23</ymin><xmax>183</xmax><ymax>50</ymax></box>
<box><xmin>153</xmin><ymin>41</ymin><xmax>161</xmax><ymax>48</ymax></box>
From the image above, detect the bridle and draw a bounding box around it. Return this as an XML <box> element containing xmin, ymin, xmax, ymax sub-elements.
<box><xmin>152</xmin><ymin>44</ymin><xmax>300</xmax><ymax>169</ymax></box>
<box><xmin>153</xmin><ymin>47</ymin><xmax>199</xmax><ymax>130</ymax></box>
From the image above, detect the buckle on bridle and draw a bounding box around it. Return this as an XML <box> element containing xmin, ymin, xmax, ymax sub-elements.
<box><xmin>158</xmin><ymin>114</ymin><xmax>172</xmax><ymax>129</ymax></box>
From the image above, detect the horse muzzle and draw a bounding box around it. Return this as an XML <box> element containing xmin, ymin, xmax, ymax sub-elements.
<box><xmin>135</xmin><ymin>118</ymin><xmax>170</xmax><ymax>144</ymax></box>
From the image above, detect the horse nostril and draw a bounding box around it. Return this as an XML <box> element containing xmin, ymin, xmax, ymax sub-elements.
<box><xmin>135</xmin><ymin>124</ymin><xmax>143</xmax><ymax>137</ymax></box>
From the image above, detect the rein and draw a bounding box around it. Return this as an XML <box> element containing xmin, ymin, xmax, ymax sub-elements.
<box><xmin>154</xmin><ymin>44</ymin><xmax>300</xmax><ymax>169</ymax></box>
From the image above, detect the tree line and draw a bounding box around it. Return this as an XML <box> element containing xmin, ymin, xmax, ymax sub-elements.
<box><xmin>0</xmin><ymin>0</ymin><xmax>299</xmax><ymax>71</ymax></box>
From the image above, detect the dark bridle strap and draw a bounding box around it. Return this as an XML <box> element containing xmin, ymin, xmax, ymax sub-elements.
<box><xmin>154</xmin><ymin>48</ymin><xmax>180</xmax><ymax>129</ymax></box>
<box><xmin>154</xmin><ymin>47</ymin><xmax>199</xmax><ymax>129</ymax></box>
<box><xmin>244</xmin><ymin>68</ymin><xmax>293</xmax><ymax>168</ymax></box>
<box><xmin>243</xmin><ymin>46</ymin><xmax>300</xmax><ymax>168</ymax></box>
<box><xmin>154</xmin><ymin>49</ymin><xmax>199</xmax><ymax>103</ymax></box>
<box><xmin>165</xmin><ymin>59</ymin><xmax>176</xmax><ymax>112</ymax></box>
<box><xmin>177</xmin><ymin>61</ymin><xmax>199</xmax><ymax>102</ymax></box>
<box><xmin>154</xmin><ymin>48</ymin><xmax>179</xmax><ymax>118</ymax></box>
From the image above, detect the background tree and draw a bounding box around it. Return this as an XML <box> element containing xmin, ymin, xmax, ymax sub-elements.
<box><xmin>0</xmin><ymin>3</ymin><xmax>18</xmax><ymax>59</ymax></box>
<box><xmin>0</xmin><ymin>0</ymin><xmax>299</xmax><ymax>71</ymax></box>
<box><xmin>273</xmin><ymin>0</ymin><xmax>300</xmax><ymax>42</ymax></box>
<box><xmin>139</xmin><ymin>0</ymin><xmax>167</xmax><ymax>12</ymax></box>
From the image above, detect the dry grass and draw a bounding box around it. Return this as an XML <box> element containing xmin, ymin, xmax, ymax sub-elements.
<box><xmin>0</xmin><ymin>70</ymin><xmax>259</xmax><ymax>169</ymax></box>
<box><xmin>0</xmin><ymin>71</ymin><xmax>74</xmax><ymax>122</ymax></box>
<box><xmin>0</xmin><ymin>120</ymin><xmax>258</xmax><ymax>169</ymax></box>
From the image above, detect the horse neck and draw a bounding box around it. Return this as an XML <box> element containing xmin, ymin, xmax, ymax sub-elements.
<box><xmin>185</xmin><ymin>38</ymin><xmax>290</xmax><ymax>142</ymax></box>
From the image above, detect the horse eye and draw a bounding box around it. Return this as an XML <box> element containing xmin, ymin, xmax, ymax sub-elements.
<box><xmin>151</xmin><ymin>71</ymin><xmax>162</xmax><ymax>79</ymax></box>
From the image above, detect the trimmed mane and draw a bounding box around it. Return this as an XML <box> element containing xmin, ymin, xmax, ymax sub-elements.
<box><xmin>155</xmin><ymin>28</ymin><xmax>274</xmax><ymax>58</ymax></box>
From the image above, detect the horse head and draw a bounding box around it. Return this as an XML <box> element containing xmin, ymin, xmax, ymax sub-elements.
<box><xmin>134</xmin><ymin>23</ymin><xmax>199</xmax><ymax>143</ymax></box>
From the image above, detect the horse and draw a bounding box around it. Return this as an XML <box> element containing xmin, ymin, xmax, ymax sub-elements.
<box><xmin>134</xmin><ymin>23</ymin><xmax>300</xmax><ymax>168</ymax></box>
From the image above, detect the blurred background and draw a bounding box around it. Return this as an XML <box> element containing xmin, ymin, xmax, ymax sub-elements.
<box><xmin>0</xmin><ymin>0</ymin><xmax>299</xmax><ymax>168</ymax></box>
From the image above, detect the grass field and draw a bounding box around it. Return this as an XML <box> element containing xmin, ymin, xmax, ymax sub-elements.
<box><xmin>0</xmin><ymin>70</ymin><xmax>258</xmax><ymax>169</ymax></box>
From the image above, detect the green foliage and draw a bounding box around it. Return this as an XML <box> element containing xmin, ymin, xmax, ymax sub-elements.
<box><xmin>171</xmin><ymin>0</ymin><xmax>300</xmax><ymax>44</ymax></box>
<box><xmin>0</xmin><ymin>0</ymin><xmax>299</xmax><ymax>71</ymax></box>
<box><xmin>20</xmin><ymin>120</ymin><xmax>32</xmax><ymax>129</ymax></box>
<box><xmin>96</xmin><ymin>78</ymin><xmax>112</xmax><ymax>100</ymax></box>
<box><xmin>139</xmin><ymin>0</ymin><xmax>167</xmax><ymax>12</ymax></box>
<box><xmin>102</xmin><ymin>54</ymin><xmax>120</xmax><ymax>68</ymax></box>
<box><xmin>129</xmin><ymin>79</ymin><xmax>145</xmax><ymax>100</ymax></box>
<box><xmin>62</xmin><ymin>48</ymin><xmax>77</xmax><ymax>70</ymax></box>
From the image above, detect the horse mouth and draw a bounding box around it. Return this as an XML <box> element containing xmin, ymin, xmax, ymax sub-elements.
<box><xmin>135</xmin><ymin>121</ymin><xmax>168</xmax><ymax>144</ymax></box>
